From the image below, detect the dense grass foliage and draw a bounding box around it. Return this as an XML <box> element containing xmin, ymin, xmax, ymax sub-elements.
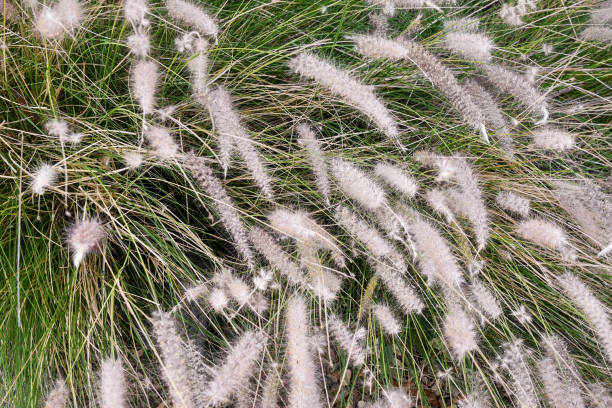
<box><xmin>0</xmin><ymin>1</ymin><xmax>610</xmax><ymax>407</ymax></box>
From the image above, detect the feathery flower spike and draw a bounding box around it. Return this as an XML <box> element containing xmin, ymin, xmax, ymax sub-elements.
<box><xmin>124</xmin><ymin>0</ymin><xmax>149</xmax><ymax>25</ymax></box>
<box><xmin>331</xmin><ymin>159</ymin><xmax>387</xmax><ymax>211</ymax></box>
<box><xmin>43</xmin><ymin>378</ymin><xmax>69</xmax><ymax>408</ymax></box>
<box><xmin>374</xmin><ymin>162</ymin><xmax>418</xmax><ymax>199</ymax></box>
<box><xmin>151</xmin><ymin>311</ymin><xmax>196</xmax><ymax>408</ymax></box>
<box><xmin>531</xmin><ymin>126</ymin><xmax>575</xmax><ymax>152</ymax></box>
<box><xmin>67</xmin><ymin>218</ymin><xmax>106</xmax><ymax>268</ymax></box>
<box><xmin>443</xmin><ymin>305</ymin><xmax>478</xmax><ymax>359</ymax></box>
<box><xmin>500</xmin><ymin>340</ymin><xmax>539</xmax><ymax>408</ymax></box>
<box><xmin>203</xmin><ymin>331</ymin><xmax>266</xmax><ymax>406</ymax></box>
<box><xmin>268</xmin><ymin>208</ymin><xmax>345</xmax><ymax>268</ymax></box>
<box><xmin>558</xmin><ymin>273</ymin><xmax>612</xmax><ymax>364</ymax></box>
<box><xmin>31</xmin><ymin>164</ymin><xmax>57</xmax><ymax>195</ymax></box>
<box><xmin>166</xmin><ymin>0</ymin><xmax>219</xmax><ymax>37</ymax></box>
<box><xmin>516</xmin><ymin>218</ymin><xmax>574</xmax><ymax>260</ymax></box>
<box><xmin>327</xmin><ymin>314</ymin><xmax>367</xmax><ymax>367</ymax></box>
<box><xmin>145</xmin><ymin>126</ymin><xmax>179</xmax><ymax>159</ymax></box>
<box><xmin>376</xmin><ymin>263</ymin><xmax>424</xmax><ymax>313</ymax></box>
<box><xmin>289</xmin><ymin>52</ymin><xmax>400</xmax><ymax>142</ymax></box>
<box><xmin>554</xmin><ymin>179</ymin><xmax>612</xmax><ymax>257</ymax></box>
<box><xmin>496</xmin><ymin>191</ymin><xmax>530</xmax><ymax>218</ymax></box>
<box><xmin>183</xmin><ymin>154</ymin><xmax>254</xmax><ymax>265</ymax></box>
<box><xmin>372</xmin><ymin>303</ymin><xmax>401</xmax><ymax>335</ymax></box>
<box><xmin>286</xmin><ymin>295</ymin><xmax>324</xmax><ymax>408</ymax></box>
<box><xmin>296</xmin><ymin>123</ymin><xmax>331</xmax><ymax>203</ymax></box>
<box><xmin>351</xmin><ymin>34</ymin><xmax>488</xmax><ymax>142</ymax></box>
<box><xmin>98</xmin><ymin>358</ymin><xmax>127</xmax><ymax>408</ymax></box>
<box><xmin>202</xmin><ymin>87</ymin><xmax>273</xmax><ymax>198</ymax></box>
<box><xmin>131</xmin><ymin>60</ymin><xmax>159</xmax><ymax>115</ymax></box>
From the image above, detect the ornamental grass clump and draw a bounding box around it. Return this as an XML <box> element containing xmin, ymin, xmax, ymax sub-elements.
<box><xmin>2</xmin><ymin>1</ymin><xmax>611</xmax><ymax>407</ymax></box>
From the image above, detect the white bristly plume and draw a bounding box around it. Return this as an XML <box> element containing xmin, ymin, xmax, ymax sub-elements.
<box><xmin>188</xmin><ymin>40</ymin><xmax>210</xmax><ymax>97</ymax></box>
<box><xmin>331</xmin><ymin>159</ymin><xmax>387</xmax><ymax>211</ymax></box>
<box><xmin>248</xmin><ymin>227</ymin><xmax>308</xmax><ymax>287</ymax></box>
<box><xmin>415</xmin><ymin>152</ymin><xmax>490</xmax><ymax>250</ymax></box>
<box><xmin>372</xmin><ymin>303</ymin><xmax>401</xmax><ymax>335</ymax></box>
<box><xmin>43</xmin><ymin>378</ymin><xmax>69</xmax><ymax>408</ymax></box>
<box><xmin>558</xmin><ymin>273</ymin><xmax>612</xmax><ymax>364</ymax></box>
<box><xmin>183</xmin><ymin>154</ymin><xmax>254</xmax><ymax>265</ymax></box>
<box><xmin>151</xmin><ymin>311</ymin><xmax>196</xmax><ymax>408</ymax></box>
<box><xmin>260</xmin><ymin>363</ymin><xmax>282</xmax><ymax>408</ymax></box>
<box><xmin>35</xmin><ymin>0</ymin><xmax>84</xmax><ymax>40</ymax></box>
<box><xmin>202</xmin><ymin>87</ymin><xmax>273</xmax><ymax>198</ymax></box>
<box><xmin>127</xmin><ymin>32</ymin><xmax>150</xmax><ymax>57</ymax></box>
<box><xmin>203</xmin><ymin>331</ymin><xmax>266</xmax><ymax>406</ymax></box>
<box><xmin>98</xmin><ymin>358</ymin><xmax>127</xmax><ymax>408</ymax></box>
<box><xmin>123</xmin><ymin>0</ymin><xmax>149</xmax><ymax>25</ymax></box>
<box><xmin>369</xmin><ymin>388</ymin><xmax>414</xmax><ymax>408</ymax></box>
<box><xmin>165</xmin><ymin>0</ymin><xmax>219</xmax><ymax>36</ymax></box>
<box><xmin>55</xmin><ymin>0</ymin><xmax>84</xmax><ymax>30</ymax></box>
<box><xmin>131</xmin><ymin>60</ymin><xmax>159</xmax><ymax>114</ymax></box>
<box><xmin>537</xmin><ymin>335</ymin><xmax>586</xmax><ymax>408</ymax></box>
<box><xmin>67</xmin><ymin>218</ymin><xmax>106</xmax><ymax>268</ymax></box>
<box><xmin>481</xmin><ymin>64</ymin><xmax>548</xmax><ymax>124</ymax></box>
<box><xmin>554</xmin><ymin>179</ymin><xmax>612</xmax><ymax>256</ymax></box>
<box><xmin>531</xmin><ymin>127</ymin><xmax>575</xmax><ymax>152</ymax></box>
<box><xmin>469</xmin><ymin>279</ymin><xmax>502</xmax><ymax>322</ymax></box>
<box><xmin>289</xmin><ymin>52</ymin><xmax>400</xmax><ymax>141</ymax></box>
<box><xmin>207</xmin><ymin>287</ymin><xmax>229</xmax><ymax>313</ymax></box>
<box><xmin>407</xmin><ymin>215</ymin><xmax>464</xmax><ymax>288</ymax></box>
<box><xmin>122</xmin><ymin>151</ymin><xmax>143</xmax><ymax>169</ymax></box>
<box><xmin>46</xmin><ymin>119</ymin><xmax>69</xmax><ymax>139</ymax></box>
<box><xmin>444</xmin><ymin>31</ymin><xmax>493</xmax><ymax>63</ymax></box>
<box><xmin>500</xmin><ymin>340</ymin><xmax>539</xmax><ymax>408</ymax></box>
<box><xmin>516</xmin><ymin>218</ymin><xmax>574</xmax><ymax>260</ymax></box>
<box><xmin>335</xmin><ymin>205</ymin><xmax>405</xmax><ymax>270</ymax></box>
<box><xmin>374</xmin><ymin>162</ymin><xmax>418</xmax><ymax>199</ymax></box>
<box><xmin>581</xmin><ymin>26</ymin><xmax>612</xmax><ymax>42</ymax></box>
<box><xmin>587</xmin><ymin>382</ymin><xmax>612</xmax><ymax>408</ymax></box>
<box><xmin>31</xmin><ymin>163</ymin><xmax>57</xmax><ymax>195</ymax></box>
<box><xmin>496</xmin><ymin>191</ymin><xmax>530</xmax><ymax>217</ymax></box>
<box><xmin>327</xmin><ymin>314</ymin><xmax>367</xmax><ymax>367</ymax></box>
<box><xmin>443</xmin><ymin>306</ymin><xmax>478</xmax><ymax>359</ymax></box>
<box><xmin>286</xmin><ymin>295</ymin><xmax>324</xmax><ymax>408</ymax></box>
<box><xmin>268</xmin><ymin>208</ymin><xmax>345</xmax><ymax>267</ymax></box>
<box><xmin>145</xmin><ymin>126</ymin><xmax>179</xmax><ymax>159</ymax></box>
<box><xmin>296</xmin><ymin>123</ymin><xmax>331</xmax><ymax>202</ymax></box>
<box><xmin>376</xmin><ymin>263</ymin><xmax>424</xmax><ymax>313</ymax></box>
<box><xmin>351</xmin><ymin>34</ymin><xmax>487</xmax><ymax>140</ymax></box>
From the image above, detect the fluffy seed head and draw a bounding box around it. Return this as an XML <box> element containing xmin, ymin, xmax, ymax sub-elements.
<box><xmin>285</xmin><ymin>295</ymin><xmax>324</xmax><ymax>408</ymax></box>
<box><xmin>496</xmin><ymin>191</ymin><xmax>530</xmax><ymax>217</ymax></box>
<box><xmin>296</xmin><ymin>123</ymin><xmax>330</xmax><ymax>202</ymax></box>
<box><xmin>558</xmin><ymin>273</ymin><xmax>612</xmax><ymax>364</ymax></box>
<box><xmin>374</xmin><ymin>162</ymin><xmax>418</xmax><ymax>198</ymax></box>
<box><xmin>208</xmin><ymin>287</ymin><xmax>229</xmax><ymax>313</ymax></box>
<box><xmin>145</xmin><ymin>126</ymin><xmax>178</xmax><ymax>159</ymax></box>
<box><xmin>67</xmin><ymin>218</ymin><xmax>106</xmax><ymax>268</ymax></box>
<box><xmin>122</xmin><ymin>151</ymin><xmax>143</xmax><ymax>169</ymax></box>
<box><xmin>532</xmin><ymin>127</ymin><xmax>575</xmax><ymax>152</ymax></box>
<box><xmin>516</xmin><ymin>218</ymin><xmax>570</xmax><ymax>252</ymax></box>
<box><xmin>131</xmin><ymin>60</ymin><xmax>159</xmax><ymax>114</ymax></box>
<box><xmin>372</xmin><ymin>304</ymin><xmax>401</xmax><ymax>335</ymax></box>
<box><xmin>98</xmin><ymin>358</ymin><xmax>127</xmax><ymax>408</ymax></box>
<box><xmin>44</xmin><ymin>378</ymin><xmax>69</xmax><ymax>408</ymax></box>
<box><xmin>124</xmin><ymin>0</ymin><xmax>149</xmax><ymax>25</ymax></box>
<box><xmin>127</xmin><ymin>32</ymin><xmax>150</xmax><ymax>57</ymax></box>
<box><xmin>55</xmin><ymin>0</ymin><xmax>84</xmax><ymax>30</ymax></box>
<box><xmin>444</xmin><ymin>32</ymin><xmax>493</xmax><ymax>62</ymax></box>
<box><xmin>203</xmin><ymin>331</ymin><xmax>266</xmax><ymax>406</ymax></box>
<box><xmin>289</xmin><ymin>52</ymin><xmax>399</xmax><ymax>139</ymax></box>
<box><xmin>443</xmin><ymin>306</ymin><xmax>478</xmax><ymax>359</ymax></box>
<box><xmin>331</xmin><ymin>159</ymin><xmax>386</xmax><ymax>211</ymax></box>
<box><xmin>35</xmin><ymin>8</ymin><xmax>65</xmax><ymax>39</ymax></box>
<box><xmin>166</xmin><ymin>0</ymin><xmax>219</xmax><ymax>37</ymax></box>
<box><xmin>46</xmin><ymin>119</ymin><xmax>69</xmax><ymax>139</ymax></box>
<box><xmin>31</xmin><ymin>164</ymin><xmax>57</xmax><ymax>195</ymax></box>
